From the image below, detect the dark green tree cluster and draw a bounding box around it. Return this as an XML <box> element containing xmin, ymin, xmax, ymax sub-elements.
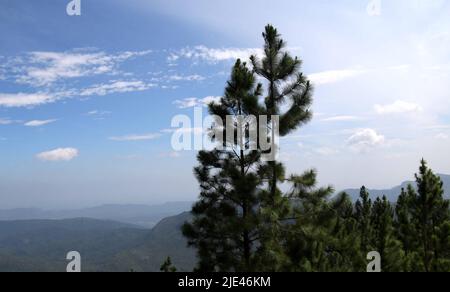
<box><xmin>182</xmin><ymin>25</ymin><xmax>450</xmax><ymax>272</ymax></box>
<box><xmin>160</xmin><ymin>257</ymin><xmax>177</xmax><ymax>272</ymax></box>
<box><xmin>347</xmin><ymin>159</ymin><xmax>450</xmax><ymax>272</ymax></box>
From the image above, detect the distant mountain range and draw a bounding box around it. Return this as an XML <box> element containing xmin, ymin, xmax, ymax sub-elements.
<box><xmin>0</xmin><ymin>202</ymin><xmax>193</xmax><ymax>228</ymax></box>
<box><xmin>340</xmin><ymin>174</ymin><xmax>450</xmax><ymax>202</ymax></box>
<box><xmin>1</xmin><ymin>174</ymin><xmax>449</xmax><ymax>271</ymax></box>
<box><xmin>0</xmin><ymin>214</ymin><xmax>195</xmax><ymax>272</ymax></box>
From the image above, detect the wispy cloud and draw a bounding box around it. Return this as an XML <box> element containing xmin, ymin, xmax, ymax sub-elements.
<box><xmin>315</xmin><ymin>147</ymin><xmax>339</xmax><ymax>156</ymax></box>
<box><xmin>425</xmin><ymin>124</ymin><xmax>450</xmax><ymax>130</ymax></box>
<box><xmin>109</xmin><ymin>133</ymin><xmax>162</xmax><ymax>141</ymax></box>
<box><xmin>0</xmin><ymin>57</ymin><xmax>6</xmax><ymax>80</ymax></box>
<box><xmin>24</xmin><ymin>119</ymin><xmax>58</xmax><ymax>127</ymax></box>
<box><xmin>173</xmin><ymin>96</ymin><xmax>221</xmax><ymax>109</ymax></box>
<box><xmin>321</xmin><ymin>115</ymin><xmax>363</xmax><ymax>122</ymax></box>
<box><xmin>374</xmin><ymin>100</ymin><xmax>423</xmax><ymax>115</ymax></box>
<box><xmin>79</xmin><ymin>80</ymin><xmax>156</xmax><ymax>96</ymax></box>
<box><xmin>435</xmin><ymin>133</ymin><xmax>449</xmax><ymax>140</ymax></box>
<box><xmin>0</xmin><ymin>118</ymin><xmax>20</xmax><ymax>125</ymax></box>
<box><xmin>85</xmin><ymin>110</ymin><xmax>112</xmax><ymax>120</ymax></box>
<box><xmin>36</xmin><ymin>148</ymin><xmax>79</xmax><ymax>162</ymax></box>
<box><xmin>169</xmin><ymin>74</ymin><xmax>205</xmax><ymax>81</ymax></box>
<box><xmin>168</xmin><ymin>45</ymin><xmax>304</xmax><ymax>64</ymax></box>
<box><xmin>0</xmin><ymin>79</ymin><xmax>156</xmax><ymax>108</ymax></box>
<box><xmin>12</xmin><ymin>50</ymin><xmax>152</xmax><ymax>87</ymax></box>
<box><xmin>308</xmin><ymin>69</ymin><xmax>366</xmax><ymax>85</ymax></box>
<box><xmin>0</xmin><ymin>92</ymin><xmax>59</xmax><ymax>108</ymax></box>
<box><xmin>168</xmin><ymin>46</ymin><xmax>264</xmax><ymax>63</ymax></box>
<box><xmin>160</xmin><ymin>151</ymin><xmax>182</xmax><ymax>158</ymax></box>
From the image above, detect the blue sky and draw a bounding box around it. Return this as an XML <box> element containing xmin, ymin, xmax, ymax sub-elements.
<box><xmin>1</xmin><ymin>0</ymin><xmax>450</xmax><ymax>209</ymax></box>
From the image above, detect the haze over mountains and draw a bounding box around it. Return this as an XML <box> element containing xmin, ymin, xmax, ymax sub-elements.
<box><xmin>341</xmin><ymin>174</ymin><xmax>450</xmax><ymax>202</ymax></box>
<box><xmin>0</xmin><ymin>202</ymin><xmax>193</xmax><ymax>228</ymax></box>
<box><xmin>0</xmin><ymin>214</ymin><xmax>195</xmax><ymax>272</ymax></box>
<box><xmin>2</xmin><ymin>175</ymin><xmax>448</xmax><ymax>224</ymax></box>
<box><xmin>0</xmin><ymin>175</ymin><xmax>449</xmax><ymax>272</ymax></box>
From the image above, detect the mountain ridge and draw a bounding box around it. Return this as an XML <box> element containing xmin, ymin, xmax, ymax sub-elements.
<box><xmin>340</xmin><ymin>174</ymin><xmax>450</xmax><ymax>202</ymax></box>
<box><xmin>0</xmin><ymin>201</ymin><xmax>193</xmax><ymax>228</ymax></box>
<box><xmin>0</xmin><ymin>215</ymin><xmax>195</xmax><ymax>272</ymax></box>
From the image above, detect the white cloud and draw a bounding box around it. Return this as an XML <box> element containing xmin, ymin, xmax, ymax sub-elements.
<box><xmin>109</xmin><ymin>133</ymin><xmax>161</xmax><ymax>141</ymax></box>
<box><xmin>169</xmin><ymin>45</ymin><xmax>304</xmax><ymax>64</ymax></box>
<box><xmin>160</xmin><ymin>151</ymin><xmax>182</xmax><ymax>158</ymax></box>
<box><xmin>13</xmin><ymin>50</ymin><xmax>151</xmax><ymax>86</ymax></box>
<box><xmin>0</xmin><ymin>80</ymin><xmax>155</xmax><ymax>108</ymax></box>
<box><xmin>0</xmin><ymin>118</ymin><xmax>18</xmax><ymax>125</ymax></box>
<box><xmin>374</xmin><ymin>100</ymin><xmax>423</xmax><ymax>115</ymax></box>
<box><xmin>347</xmin><ymin>128</ymin><xmax>385</xmax><ymax>152</ymax></box>
<box><xmin>36</xmin><ymin>148</ymin><xmax>79</xmax><ymax>162</ymax></box>
<box><xmin>321</xmin><ymin>115</ymin><xmax>362</xmax><ymax>122</ymax></box>
<box><xmin>308</xmin><ymin>69</ymin><xmax>366</xmax><ymax>85</ymax></box>
<box><xmin>80</xmin><ymin>80</ymin><xmax>156</xmax><ymax>96</ymax></box>
<box><xmin>435</xmin><ymin>133</ymin><xmax>449</xmax><ymax>140</ymax></box>
<box><xmin>315</xmin><ymin>147</ymin><xmax>339</xmax><ymax>156</ymax></box>
<box><xmin>388</xmin><ymin>64</ymin><xmax>411</xmax><ymax>71</ymax></box>
<box><xmin>167</xmin><ymin>54</ymin><xmax>180</xmax><ymax>63</ymax></box>
<box><xmin>424</xmin><ymin>124</ymin><xmax>450</xmax><ymax>130</ymax></box>
<box><xmin>86</xmin><ymin>110</ymin><xmax>110</xmax><ymax>115</ymax></box>
<box><xmin>169</xmin><ymin>74</ymin><xmax>205</xmax><ymax>81</ymax></box>
<box><xmin>169</xmin><ymin>46</ymin><xmax>264</xmax><ymax>63</ymax></box>
<box><xmin>173</xmin><ymin>96</ymin><xmax>221</xmax><ymax>109</ymax></box>
<box><xmin>0</xmin><ymin>93</ymin><xmax>58</xmax><ymax>108</ymax></box>
<box><xmin>85</xmin><ymin>110</ymin><xmax>112</xmax><ymax>120</ymax></box>
<box><xmin>24</xmin><ymin>119</ymin><xmax>58</xmax><ymax>127</ymax></box>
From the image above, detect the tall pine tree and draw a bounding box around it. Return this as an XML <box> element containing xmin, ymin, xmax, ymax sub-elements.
<box><xmin>283</xmin><ymin>172</ymin><xmax>363</xmax><ymax>272</ymax></box>
<box><xmin>371</xmin><ymin>196</ymin><xmax>404</xmax><ymax>271</ymax></box>
<box><xmin>394</xmin><ymin>187</ymin><xmax>418</xmax><ymax>270</ymax></box>
<box><xmin>407</xmin><ymin>159</ymin><xmax>450</xmax><ymax>272</ymax></box>
<box><xmin>182</xmin><ymin>60</ymin><xmax>264</xmax><ymax>272</ymax></box>
<box><xmin>355</xmin><ymin>186</ymin><xmax>373</xmax><ymax>254</ymax></box>
<box><xmin>249</xmin><ymin>24</ymin><xmax>314</xmax><ymax>270</ymax></box>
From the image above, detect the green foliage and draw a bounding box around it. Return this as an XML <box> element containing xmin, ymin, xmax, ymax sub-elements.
<box><xmin>0</xmin><ymin>216</ymin><xmax>196</xmax><ymax>272</ymax></box>
<box><xmin>355</xmin><ymin>186</ymin><xmax>373</xmax><ymax>254</ymax></box>
<box><xmin>184</xmin><ymin>25</ymin><xmax>316</xmax><ymax>272</ymax></box>
<box><xmin>403</xmin><ymin>159</ymin><xmax>450</xmax><ymax>272</ymax></box>
<box><xmin>183</xmin><ymin>24</ymin><xmax>450</xmax><ymax>273</ymax></box>
<box><xmin>182</xmin><ymin>59</ymin><xmax>265</xmax><ymax>272</ymax></box>
<box><xmin>371</xmin><ymin>196</ymin><xmax>404</xmax><ymax>271</ymax></box>
<box><xmin>160</xmin><ymin>257</ymin><xmax>177</xmax><ymax>272</ymax></box>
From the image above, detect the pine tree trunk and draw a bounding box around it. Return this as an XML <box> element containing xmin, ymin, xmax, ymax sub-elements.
<box><xmin>238</xmin><ymin>101</ymin><xmax>251</xmax><ymax>270</ymax></box>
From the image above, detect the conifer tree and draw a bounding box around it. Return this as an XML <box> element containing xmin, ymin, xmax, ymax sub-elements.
<box><xmin>371</xmin><ymin>196</ymin><xmax>404</xmax><ymax>271</ymax></box>
<box><xmin>330</xmin><ymin>192</ymin><xmax>366</xmax><ymax>271</ymax></box>
<box><xmin>250</xmin><ymin>24</ymin><xmax>313</xmax><ymax>203</ymax></box>
<box><xmin>282</xmin><ymin>170</ymin><xmax>334</xmax><ymax>272</ymax></box>
<box><xmin>355</xmin><ymin>186</ymin><xmax>373</xmax><ymax>253</ymax></box>
<box><xmin>160</xmin><ymin>257</ymin><xmax>177</xmax><ymax>272</ymax></box>
<box><xmin>407</xmin><ymin>159</ymin><xmax>450</xmax><ymax>272</ymax></box>
<box><xmin>179</xmin><ymin>24</ymin><xmax>450</xmax><ymax>273</ymax></box>
<box><xmin>395</xmin><ymin>187</ymin><xmax>418</xmax><ymax>270</ymax></box>
<box><xmin>249</xmin><ymin>24</ymin><xmax>314</xmax><ymax>270</ymax></box>
<box><xmin>283</xmin><ymin>176</ymin><xmax>363</xmax><ymax>272</ymax></box>
<box><xmin>182</xmin><ymin>60</ymin><xmax>264</xmax><ymax>272</ymax></box>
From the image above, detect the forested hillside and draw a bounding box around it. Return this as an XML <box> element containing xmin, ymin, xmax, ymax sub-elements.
<box><xmin>0</xmin><ymin>215</ymin><xmax>195</xmax><ymax>272</ymax></box>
